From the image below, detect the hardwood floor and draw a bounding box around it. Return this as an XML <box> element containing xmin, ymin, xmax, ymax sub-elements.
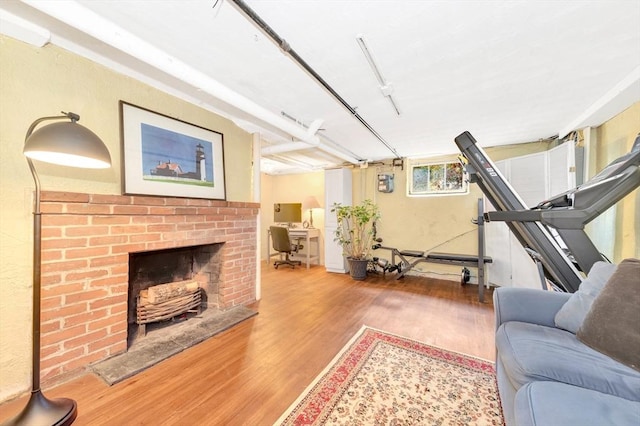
<box><xmin>0</xmin><ymin>263</ymin><xmax>496</xmax><ymax>425</ymax></box>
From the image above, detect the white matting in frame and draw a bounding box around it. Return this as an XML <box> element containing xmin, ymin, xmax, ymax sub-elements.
<box><xmin>120</xmin><ymin>101</ymin><xmax>226</xmax><ymax>200</ymax></box>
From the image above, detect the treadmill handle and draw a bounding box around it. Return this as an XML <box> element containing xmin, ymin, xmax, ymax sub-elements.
<box><xmin>485</xmin><ymin>210</ymin><xmax>542</xmax><ymax>222</ymax></box>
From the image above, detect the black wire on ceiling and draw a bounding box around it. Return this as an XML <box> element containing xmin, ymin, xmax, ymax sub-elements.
<box><xmin>227</xmin><ymin>0</ymin><xmax>402</xmax><ymax>160</ymax></box>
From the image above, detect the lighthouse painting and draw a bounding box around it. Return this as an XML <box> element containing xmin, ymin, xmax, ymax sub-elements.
<box><xmin>141</xmin><ymin>123</ymin><xmax>213</xmax><ymax>184</ymax></box>
<box><xmin>121</xmin><ymin>102</ymin><xmax>226</xmax><ymax>200</ymax></box>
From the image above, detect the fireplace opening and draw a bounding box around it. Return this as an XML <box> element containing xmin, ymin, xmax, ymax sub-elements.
<box><xmin>127</xmin><ymin>243</ymin><xmax>223</xmax><ymax>348</ymax></box>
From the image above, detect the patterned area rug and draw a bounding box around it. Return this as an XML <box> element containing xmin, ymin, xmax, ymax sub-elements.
<box><xmin>276</xmin><ymin>326</ymin><xmax>503</xmax><ymax>425</ymax></box>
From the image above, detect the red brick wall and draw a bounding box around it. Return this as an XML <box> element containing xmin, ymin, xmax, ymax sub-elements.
<box><xmin>38</xmin><ymin>191</ymin><xmax>259</xmax><ymax>384</ymax></box>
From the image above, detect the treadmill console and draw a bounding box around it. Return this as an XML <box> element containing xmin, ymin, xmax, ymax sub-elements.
<box><xmin>536</xmin><ymin>134</ymin><xmax>640</xmax><ymax>211</ymax></box>
<box><xmin>573</xmin><ymin>144</ymin><xmax>640</xmax><ymax>210</ymax></box>
<box><xmin>536</xmin><ymin>193</ymin><xmax>572</xmax><ymax>210</ymax></box>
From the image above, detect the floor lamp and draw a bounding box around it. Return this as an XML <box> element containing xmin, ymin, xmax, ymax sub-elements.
<box><xmin>5</xmin><ymin>112</ymin><xmax>111</xmax><ymax>426</ymax></box>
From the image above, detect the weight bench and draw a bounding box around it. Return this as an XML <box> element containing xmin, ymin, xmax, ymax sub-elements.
<box><xmin>393</xmin><ymin>250</ymin><xmax>493</xmax><ymax>278</ymax></box>
<box><xmin>391</xmin><ymin>249</ymin><xmax>493</xmax><ymax>302</ymax></box>
<box><xmin>384</xmin><ymin>199</ymin><xmax>493</xmax><ymax>302</ymax></box>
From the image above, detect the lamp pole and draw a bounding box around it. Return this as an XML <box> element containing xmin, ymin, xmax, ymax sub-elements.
<box><xmin>6</xmin><ymin>112</ymin><xmax>110</xmax><ymax>426</ymax></box>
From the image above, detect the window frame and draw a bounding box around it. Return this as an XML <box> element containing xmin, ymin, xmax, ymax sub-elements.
<box><xmin>406</xmin><ymin>159</ymin><xmax>469</xmax><ymax>197</ymax></box>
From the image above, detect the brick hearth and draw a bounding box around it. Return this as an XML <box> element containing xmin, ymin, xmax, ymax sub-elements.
<box><xmin>37</xmin><ymin>191</ymin><xmax>259</xmax><ymax>385</ymax></box>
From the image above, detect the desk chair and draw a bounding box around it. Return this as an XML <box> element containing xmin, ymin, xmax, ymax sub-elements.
<box><xmin>270</xmin><ymin>226</ymin><xmax>304</xmax><ymax>269</ymax></box>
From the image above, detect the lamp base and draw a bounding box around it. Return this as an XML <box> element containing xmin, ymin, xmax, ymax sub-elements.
<box><xmin>3</xmin><ymin>390</ymin><xmax>76</xmax><ymax>426</ymax></box>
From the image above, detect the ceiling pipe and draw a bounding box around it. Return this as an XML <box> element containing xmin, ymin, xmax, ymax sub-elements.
<box><xmin>316</xmin><ymin>142</ymin><xmax>365</xmax><ymax>163</ymax></box>
<box><xmin>229</xmin><ymin>0</ymin><xmax>402</xmax><ymax>160</ymax></box>
<box><xmin>262</xmin><ymin>141</ymin><xmax>315</xmax><ymax>155</ymax></box>
<box><xmin>260</xmin><ymin>118</ymin><xmax>323</xmax><ymax>154</ymax></box>
<box><xmin>277</xmin><ymin>110</ymin><xmax>364</xmax><ymax>161</ymax></box>
<box><xmin>261</xmin><ymin>114</ymin><xmax>364</xmax><ymax>163</ymax></box>
<box><xmin>21</xmin><ymin>1</ymin><xmax>311</xmax><ymax>142</ymax></box>
<box><xmin>21</xmin><ymin>0</ymin><xmax>362</xmax><ymax>165</ymax></box>
<box><xmin>260</xmin><ymin>115</ymin><xmax>361</xmax><ymax>162</ymax></box>
<box><xmin>268</xmin><ymin>154</ymin><xmax>318</xmax><ymax>170</ymax></box>
<box><xmin>306</xmin><ymin>118</ymin><xmax>324</xmax><ymax>135</ymax></box>
<box><xmin>316</xmin><ymin>130</ymin><xmax>363</xmax><ymax>160</ymax></box>
<box><xmin>262</xmin><ymin>139</ymin><xmax>362</xmax><ymax>164</ymax></box>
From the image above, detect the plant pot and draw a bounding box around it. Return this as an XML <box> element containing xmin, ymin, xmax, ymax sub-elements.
<box><xmin>347</xmin><ymin>257</ymin><xmax>368</xmax><ymax>280</ymax></box>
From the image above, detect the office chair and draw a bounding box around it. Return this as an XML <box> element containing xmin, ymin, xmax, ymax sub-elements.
<box><xmin>270</xmin><ymin>226</ymin><xmax>304</xmax><ymax>269</ymax></box>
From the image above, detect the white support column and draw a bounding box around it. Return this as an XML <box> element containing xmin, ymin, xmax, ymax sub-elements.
<box><xmin>252</xmin><ymin>133</ymin><xmax>262</xmax><ymax>300</ymax></box>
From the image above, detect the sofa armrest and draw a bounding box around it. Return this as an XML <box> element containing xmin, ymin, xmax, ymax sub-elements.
<box><xmin>494</xmin><ymin>287</ymin><xmax>571</xmax><ymax>330</ymax></box>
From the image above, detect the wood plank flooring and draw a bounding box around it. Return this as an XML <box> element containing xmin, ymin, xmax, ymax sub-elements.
<box><xmin>0</xmin><ymin>263</ymin><xmax>496</xmax><ymax>425</ymax></box>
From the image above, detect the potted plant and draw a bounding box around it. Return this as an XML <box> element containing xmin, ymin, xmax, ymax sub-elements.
<box><xmin>331</xmin><ymin>199</ymin><xmax>381</xmax><ymax>280</ymax></box>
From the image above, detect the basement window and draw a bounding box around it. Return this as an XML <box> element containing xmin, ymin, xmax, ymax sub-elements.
<box><xmin>407</xmin><ymin>160</ymin><xmax>468</xmax><ymax>196</ymax></box>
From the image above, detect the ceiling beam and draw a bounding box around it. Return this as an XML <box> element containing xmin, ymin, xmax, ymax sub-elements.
<box><xmin>0</xmin><ymin>8</ymin><xmax>50</xmax><ymax>47</ymax></box>
<box><xmin>20</xmin><ymin>0</ymin><xmax>362</xmax><ymax>166</ymax></box>
<box><xmin>559</xmin><ymin>66</ymin><xmax>640</xmax><ymax>138</ymax></box>
<box><xmin>229</xmin><ymin>0</ymin><xmax>402</xmax><ymax>159</ymax></box>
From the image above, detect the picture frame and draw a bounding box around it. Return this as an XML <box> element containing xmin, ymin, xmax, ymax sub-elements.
<box><xmin>120</xmin><ymin>101</ymin><xmax>226</xmax><ymax>200</ymax></box>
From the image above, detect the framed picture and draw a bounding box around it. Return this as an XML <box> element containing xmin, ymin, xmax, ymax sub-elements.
<box><xmin>120</xmin><ymin>101</ymin><xmax>226</xmax><ymax>200</ymax></box>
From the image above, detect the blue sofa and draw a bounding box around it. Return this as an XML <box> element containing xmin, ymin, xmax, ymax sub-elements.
<box><xmin>494</xmin><ymin>286</ymin><xmax>640</xmax><ymax>425</ymax></box>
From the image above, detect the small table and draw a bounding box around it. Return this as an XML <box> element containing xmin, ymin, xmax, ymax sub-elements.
<box><xmin>267</xmin><ymin>227</ymin><xmax>320</xmax><ymax>269</ymax></box>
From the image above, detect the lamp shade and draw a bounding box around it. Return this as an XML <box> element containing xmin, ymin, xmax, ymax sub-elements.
<box><xmin>303</xmin><ymin>195</ymin><xmax>321</xmax><ymax>210</ymax></box>
<box><xmin>24</xmin><ymin>121</ymin><xmax>111</xmax><ymax>168</ymax></box>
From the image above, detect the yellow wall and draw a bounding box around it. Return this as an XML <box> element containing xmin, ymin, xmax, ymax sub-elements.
<box><xmin>260</xmin><ymin>171</ymin><xmax>326</xmax><ymax>264</ymax></box>
<box><xmin>593</xmin><ymin>102</ymin><xmax>640</xmax><ymax>260</ymax></box>
<box><xmin>351</xmin><ymin>141</ymin><xmax>553</xmax><ymax>279</ymax></box>
<box><xmin>0</xmin><ymin>35</ymin><xmax>253</xmax><ymax>401</ymax></box>
<box><xmin>259</xmin><ymin>141</ymin><xmax>552</xmax><ymax>279</ymax></box>
<box><xmin>2</xmin><ymin>30</ymin><xmax>637</xmax><ymax>403</ymax></box>
<box><xmin>260</xmin><ymin>110</ymin><xmax>639</xmax><ymax>281</ymax></box>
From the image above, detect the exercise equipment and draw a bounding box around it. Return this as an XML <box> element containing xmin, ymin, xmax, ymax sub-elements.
<box><xmin>461</xmin><ymin>267</ymin><xmax>471</xmax><ymax>285</ymax></box>
<box><xmin>371</xmin><ymin>199</ymin><xmax>493</xmax><ymax>302</ymax></box>
<box><xmin>455</xmin><ymin>131</ymin><xmax>640</xmax><ymax>292</ymax></box>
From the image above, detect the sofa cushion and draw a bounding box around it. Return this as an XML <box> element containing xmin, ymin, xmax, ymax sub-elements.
<box><xmin>554</xmin><ymin>261</ymin><xmax>617</xmax><ymax>333</ymax></box>
<box><xmin>496</xmin><ymin>321</ymin><xmax>640</xmax><ymax>401</ymax></box>
<box><xmin>578</xmin><ymin>258</ymin><xmax>640</xmax><ymax>372</ymax></box>
<box><xmin>515</xmin><ymin>381</ymin><xmax>640</xmax><ymax>426</ymax></box>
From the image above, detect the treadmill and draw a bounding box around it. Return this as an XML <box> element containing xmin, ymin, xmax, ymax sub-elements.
<box><xmin>455</xmin><ymin>131</ymin><xmax>640</xmax><ymax>292</ymax></box>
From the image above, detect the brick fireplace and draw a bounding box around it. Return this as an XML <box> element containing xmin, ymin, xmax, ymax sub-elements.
<box><xmin>37</xmin><ymin>191</ymin><xmax>258</xmax><ymax>385</ymax></box>
<box><xmin>127</xmin><ymin>243</ymin><xmax>223</xmax><ymax>345</ymax></box>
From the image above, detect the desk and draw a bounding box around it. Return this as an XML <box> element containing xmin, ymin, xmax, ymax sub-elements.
<box><xmin>267</xmin><ymin>227</ymin><xmax>320</xmax><ymax>269</ymax></box>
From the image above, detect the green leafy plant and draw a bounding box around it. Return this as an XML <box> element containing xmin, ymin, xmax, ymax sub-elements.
<box><xmin>332</xmin><ymin>199</ymin><xmax>381</xmax><ymax>260</ymax></box>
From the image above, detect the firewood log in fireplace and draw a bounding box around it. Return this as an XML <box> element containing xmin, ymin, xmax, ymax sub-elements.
<box><xmin>141</xmin><ymin>279</ymin><xmax>200</xmax><ymax>304</ymax></box>
<box><xmin>136</xmin><ymin>279</ymin><xmax>202</xmax><ymax>337</ymax></box>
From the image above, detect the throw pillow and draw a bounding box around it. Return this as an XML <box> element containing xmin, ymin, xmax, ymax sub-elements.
<box><xmin>554</xmin><ymin>261</ymin><xmax>617</xmax><ymax>333</ymax></box>
<box><xmin>577</xmin><ymin>258</ymin><xmax>640</xmax><ymax>372</ymax></box>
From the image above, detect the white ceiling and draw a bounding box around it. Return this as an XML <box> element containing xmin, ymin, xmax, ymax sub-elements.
<box><xmin>2</xmin><ymin>0</ymin><xmax>639</xmax><ymax>174</ymax></box>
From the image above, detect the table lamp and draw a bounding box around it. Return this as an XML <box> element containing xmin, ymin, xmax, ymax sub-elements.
<box><xmin>302</xmin><ymin>196</ymin><xmax>321</xmax><ymax>228</ymax></box>
<box><xmin>5</xmin><ymin>111</ymin><xmax>111</xmax><ymax>426</ymax></box>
